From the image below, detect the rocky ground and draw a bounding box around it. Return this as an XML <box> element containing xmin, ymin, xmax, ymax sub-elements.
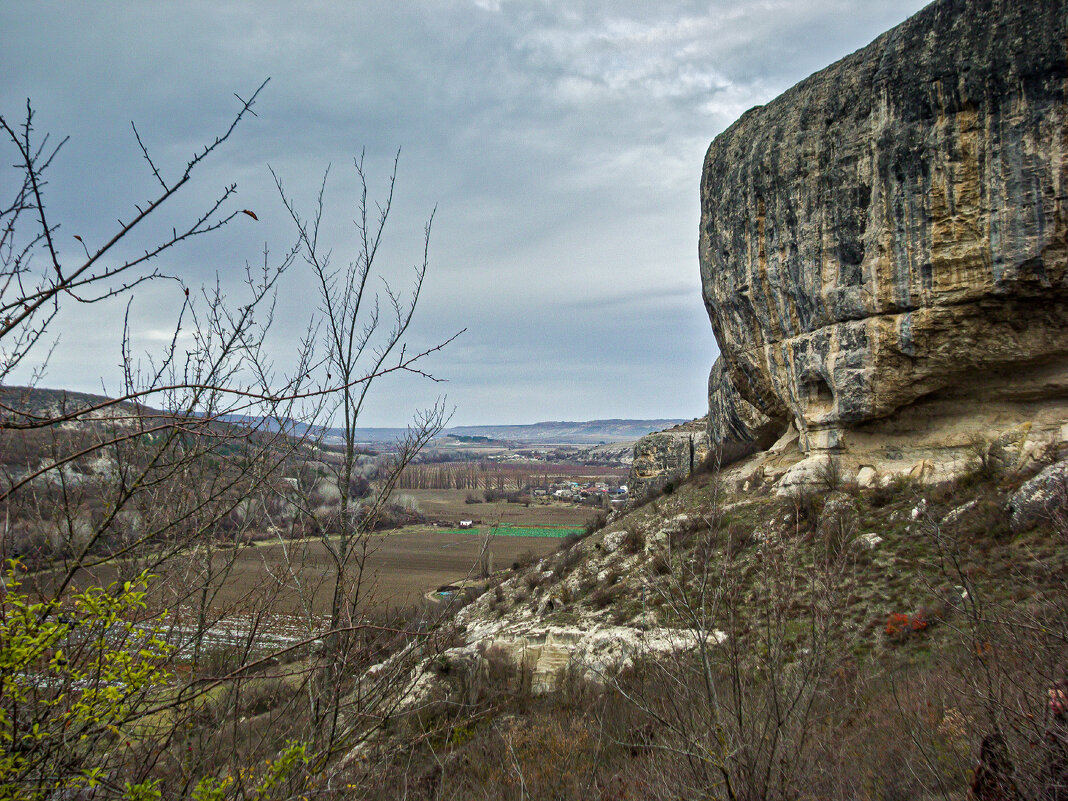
<box><xmin>321</xmin><ymin>434</ymin><xmax>1068</xmax><ymax>798</ymax></box>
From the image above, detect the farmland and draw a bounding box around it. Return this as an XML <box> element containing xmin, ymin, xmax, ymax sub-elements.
<box><xmin>26</xmin><ymin>525</ymin><xmax>563</xmax><ymax>616</ymax></box>
<box><xmin>397</xmin><ymin>487</ymin><xmax>598</xmax><ymax>527</ymax></box>
<box><xmin>212</xmin><ymin>526</ymin><xmax>563</xmax><ymax>612</ymax></box>
<box><xmin>439</xmin><ymin>524</ymin><xmax>582</xmax><ymax>538</ymax></box>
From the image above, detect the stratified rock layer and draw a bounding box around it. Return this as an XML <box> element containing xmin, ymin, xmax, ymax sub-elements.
<box><xmin>700</xmin><ymin>0</ymin><xmax>1068</xmax><ymax>458</ymax></box>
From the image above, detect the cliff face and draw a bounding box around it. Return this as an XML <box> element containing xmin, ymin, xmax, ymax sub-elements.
<box><xmin>628</xmin><ymin>418</ymin><xmax>709</xmax><ymax>503</ymax></box>
<box><xmin>700</xmin><ymin>0</ymin><xmax>1068</xmax><ymax>469</ymax></box>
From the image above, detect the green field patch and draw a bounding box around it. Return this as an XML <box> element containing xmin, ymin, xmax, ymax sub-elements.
<box><xmin>441</xmin><ymin>524</ymin><xmax>582</xmax><ymax>538</ymax></box>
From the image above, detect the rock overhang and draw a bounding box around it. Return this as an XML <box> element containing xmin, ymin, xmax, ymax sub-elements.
<box><xmin>700</xmin><ymin>0</ymin><xmax>1068</xmax><ymax>470</ymax></box>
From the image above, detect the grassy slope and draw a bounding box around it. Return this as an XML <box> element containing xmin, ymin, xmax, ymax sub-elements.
<box><xmin>373</xmin><ymin>458</ymin><xmax>1068</xmax><ymax>799</ymax></box>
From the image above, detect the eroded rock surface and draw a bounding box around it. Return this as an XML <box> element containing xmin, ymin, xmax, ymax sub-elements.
<box><xmin>707</xmin><ymin>356</ymin><xmax>781</xmax><ymax>465</ymax></box>
<box><xmin>628</xmin><ymin>418</ymin><xmax>709</xmax><ymax>503</ymax></box>
<box><xmin>700</xmin><ymin>0</ymin><xmax>1068</xmax><ymax>468</ymax></box>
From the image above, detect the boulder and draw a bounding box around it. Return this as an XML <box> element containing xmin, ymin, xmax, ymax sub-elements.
<box><xmin>856</xmin><ymin>466</ymin><xmax>878</xmax><ymax>488</ymax></box>
<box><xmin>707</xmin><ymin>356</ymin><xmax>784</xmax><ymax>465</ymax></box>
<box><xmin>1007</xmin><ymin>459</ymin><xmax>1068</xmax><ymax>532</ymax></box>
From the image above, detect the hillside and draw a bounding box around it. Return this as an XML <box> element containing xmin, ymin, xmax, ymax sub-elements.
<box><xmin>366</xmin><ymin>453</ymin><xmax>1067</xmax><ymax>799</ymax></box>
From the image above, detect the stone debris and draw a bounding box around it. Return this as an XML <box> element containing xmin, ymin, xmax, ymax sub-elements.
<box><xmin>752</xmin><ymin>526</ymin><xmax>773</xmax><ymax>545</ymax></box>
<box><xmin>856</xmin><ymin>466</ymin><xmax>878</xmax><ymax>488</ymax></box>
<box><xmin>857</xmin><ymin>533</ymin><xmax>883</xmax><ymax>549</ymax></box>
<box><xmin>941</xmin><ymin>500</ymin><xmax>979</xmax><ymax>529</ymax></box>
<box><xmin>601</xmin><ymin>529</ymin><xmax>628</xmax><ymax>554</ymax></box>
<box><xmin>468</xmin><ymin>620</ymin><xmax>727</xmax><ymax>693</ymax></box>
<box><xmin>645</xmin><ymin>514</ymin><xmax>692</xmax><ymax>551</ymax></box>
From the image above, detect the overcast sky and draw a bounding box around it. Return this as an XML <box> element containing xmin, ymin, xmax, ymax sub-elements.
<box><xmin>2</xmin><ymin>1</ymin><xmax>928</xmax><ymax>427</ymax></box>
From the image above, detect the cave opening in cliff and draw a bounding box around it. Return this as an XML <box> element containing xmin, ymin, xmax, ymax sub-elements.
<box><xmin>801</xmin><ymin>375</ymin><xmax>835</xmax><ymax>416</ymax></box>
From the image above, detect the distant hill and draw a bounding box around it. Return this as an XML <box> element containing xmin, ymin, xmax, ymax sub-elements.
<box><xmin>442</xmin><ymin>420</ymin><xmax>688</xmax><ymax>445</ymax></box>
<box><xmin>332</xmin><ymin>419</ymin><xmax>689</xmax><ymax>447</ymax></box>
<box><xmin>0</xmin><ymin>386</ymin><xmax>306</xmax><ymax>476</ymax></box>
<box><xmin>0</xmin><ymin>386</ymin><xmax>135</xmax><ymax>418</ymax></box>
<box><xmin>1</xmin><ymin>387</ymin><xmax>300</xmax><ymax>437</ymax></box>
<box><xmin>1</xmin><ymin>389</ymin><xmax>687</xmax><ymax>449</ymax></box>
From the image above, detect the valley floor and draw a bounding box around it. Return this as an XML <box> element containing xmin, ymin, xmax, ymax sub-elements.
<box><xmin>25</xmin><ymin>525</ymin><xmax>564</xmax><ymax>615</ymax></box>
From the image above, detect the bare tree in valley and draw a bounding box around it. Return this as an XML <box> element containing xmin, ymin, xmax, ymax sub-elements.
<box><xmin>0</xmin><ymin>86</ymin><xmax>460</xmax><ymax>798</ymax></box>
<box><xmin>274</xmin><ymin>153</ymin><xmax>456</xmax><ymax>621</ymax></box>
<box><xmin>273</xmin><ymin>152</ymin><xmax>461</xmax><ymax>752</ymax></box>
<box><xmin>598</xmin><ymin>458</ymin><xmax>864</xmax><ymax>801</ymax></box>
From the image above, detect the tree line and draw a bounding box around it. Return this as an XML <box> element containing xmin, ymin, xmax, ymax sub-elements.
<box><xmin>395</xmin><ymin>461</ymin><xmax>575</xmax><ymax>491</ymax></box>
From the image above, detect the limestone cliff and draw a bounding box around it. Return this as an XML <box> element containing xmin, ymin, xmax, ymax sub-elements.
<box><xmin>707</xmin><ymin>357</ymin><xmax>779</xmax><ymax>464</ymax></box>
<box><xmin>701</xmin><ymin>0</ymin><xmax>1068</xmax><ymax>484</ymax></box>
<box><xmin>627</xmin><ymin>418</ymin><xmax>709</xmax><ymax>503</ymax></box>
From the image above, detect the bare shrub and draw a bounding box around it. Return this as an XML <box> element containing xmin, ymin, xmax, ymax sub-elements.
<box><xmin>584</xmin><ymin>510</ymin><xmax>608</xmax><ymax>536</ymax></box>
<box><xmin>650</xmin><ymin>550</ymin><xmax>672</xmax><ymax>576</ymax></box>
<box><xmin>725</xmin><ymin>525</ymin><xmax>753</xmax><ymax>560</ymax></box>
<box><xmin>622</xmin><ymin>527</ymin><xmax>646</xmax><ymax>554</ymax></box>
<box><xmin>478</xmin><ymin>548</ymin><xmax>494</xmax><ymax>579</ymax></box>
<box><xmin>817</xmin><ymin>455</ymin><xmax>845</xmax><ymax>492</ymax></box>
<box><xmin>512</xmin><ymin>549</ymin><xmax>537</xmax><ymax>571</ymax></box>
<box><xmin>589</xmin><ymin>584</ymin><xmax>622</xmax><ymax>610</ymax></box>
<box><xmin>966</xmin><ymin>433</ymin><xmax>1001</xmax><ymax>480</ymax></box>
<box><xmin>551</xmin><ymin>545</ymin><xmax>583</xmax><ymax>582</ymax></box>
<box><xmin>605</xmin><ymin>466</ymin><xmax>868</xmax><ymax>801</ymax></box>
<box><xmin>791</xmin><ymin>488</ymin><xmax>825</xmax><ymax>531</ymax></box>
<box><xmin>868</xmin><ymin>474</ymin><xmax>918</xmax><ymax>508</ymax></box>
<box><xmin>557</xmin><ymin>532</ymin><xmax>582</xmax><ymax>551</ymax></box>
